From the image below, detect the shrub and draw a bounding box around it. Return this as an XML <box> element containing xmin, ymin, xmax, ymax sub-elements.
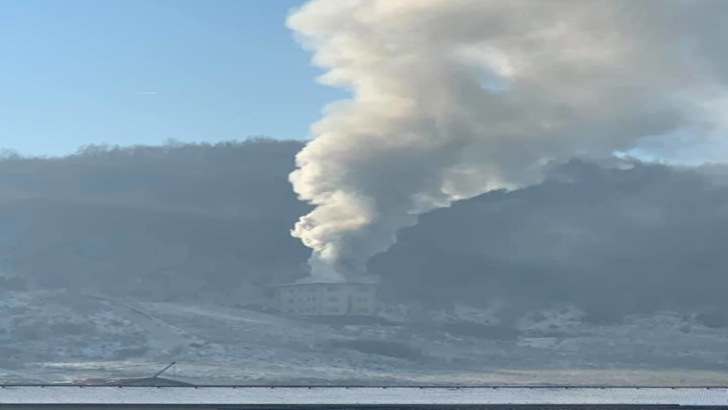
<box><xmin>327</xmin><ymin>339</ymin><xmax>423</xmax><ymax>360</ymax></box>
<box><xmin>441</xmin><ymin>322</ymin><xmax>520</xmax><ymax>341</ymax></box>
<box><xmin>696</xmin><ymin>310</ymin><xmax>728</xmax><ymax>329</ymax></box>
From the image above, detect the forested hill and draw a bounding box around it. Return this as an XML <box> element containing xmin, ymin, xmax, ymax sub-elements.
<box><xmin>0</xmin><ymin>139</ymin><xmax>310</xmax><ymax>301</ymax></box>
<box><xmin>2</xmin><ymin>139</ymin><xmax>728</xmax><ymax>322</ymax></box>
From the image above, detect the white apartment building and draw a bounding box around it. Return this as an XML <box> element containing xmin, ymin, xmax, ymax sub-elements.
<box><xmin>270</xmin><ymin>280</ymin><xmax>378</xmax><ymax>317</ymax></box>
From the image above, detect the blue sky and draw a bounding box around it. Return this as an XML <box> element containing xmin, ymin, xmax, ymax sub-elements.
<box><xmin>0</xmin><ymin>0</ymin><xmax>344</xmax><ymax>156</ymax></box>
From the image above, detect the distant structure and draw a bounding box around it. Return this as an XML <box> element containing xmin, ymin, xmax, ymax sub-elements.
<box><xmin>270</xmin><ymin>277</ymin><xmax>379</xmax><ymax>317</ymax></box>
<box><xmin>66</xmin><ymin>375</ymin><xmax>193</xmax><ymax>386</ymax></box>
<box><xmin>64</xmin><ymin>362</ymin><xmax>194</xmax><ymax>387</ymax></box>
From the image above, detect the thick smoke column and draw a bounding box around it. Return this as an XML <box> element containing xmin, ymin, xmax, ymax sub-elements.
<box><xmin>287</xmin><ymin>0</ymin><xmax>728</xmax><ymax>281</ymax></box>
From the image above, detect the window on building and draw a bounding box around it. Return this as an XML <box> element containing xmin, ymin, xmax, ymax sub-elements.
<box><xmin>357</xmin><ymin>297</ymin><xmax>369</xmax><ymax>303</ymax></box>
<box><xmin>328</xmin><ymin>296</ymin><xmax>339</xmax><ymax>302</ymax></box>
<box><xmin>326</xmin><ymin>307</ymin><xmax>339</xmax><ymax>313</ymax></box>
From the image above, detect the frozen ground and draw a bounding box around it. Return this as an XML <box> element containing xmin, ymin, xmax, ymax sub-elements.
<box><xmin>1</xmin><ymin>289</ymin><xmax>728</xmax><ymax>386</ymax></box>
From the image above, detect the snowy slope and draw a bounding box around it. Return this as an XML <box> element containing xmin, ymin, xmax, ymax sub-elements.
<box><xmin>2</xmin><ymin>290</ymin><xmax>728</xmax><ymax>386</ymax></box>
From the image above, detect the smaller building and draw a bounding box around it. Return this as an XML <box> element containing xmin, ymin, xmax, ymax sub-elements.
<box><xmin>270</xmin><ymin>279</ymin><xmax>378</xmax><ymax>317</ymax></box>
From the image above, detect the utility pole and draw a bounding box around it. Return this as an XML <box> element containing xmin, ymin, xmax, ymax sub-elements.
<box><xmin>153</xmin><ymin>362</ymin><xmax>176</xmax><ymax>378</ymax></box>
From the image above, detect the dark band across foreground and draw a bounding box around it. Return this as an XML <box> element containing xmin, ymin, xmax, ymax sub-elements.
<box><xmin>0</xmin><ymin>386</ymin><xmax>727</xmax><ymax>409</ymax></box>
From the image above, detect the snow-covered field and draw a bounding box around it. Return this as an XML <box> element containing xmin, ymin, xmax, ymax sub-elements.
<box><xmin>2</xmin><ymin>289</ymin><xmax>728</xmax><ymax>386</ymax></box>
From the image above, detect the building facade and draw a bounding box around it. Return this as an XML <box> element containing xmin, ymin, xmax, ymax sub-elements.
<box><xmin>271</xmin><ymin>281</ymin><xmax>378</xmax><ymax>317</ymax></box>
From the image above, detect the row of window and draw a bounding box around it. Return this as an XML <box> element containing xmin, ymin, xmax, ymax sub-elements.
<box><xmin>286</xmin><ymin>297</ymin><xmax>318</xmax><ymax>302</ymax></box>
<box><xmin>288</xmin><ymin>307</ymin><xmax>318</xmax><ymax>313</ymax></box>
<box><xmin>283</xmin><ymin>287</ymin><xmax>318</xmax><ymax>294</ymax></box>
<box><xmin>286</xmin><ymin>307</ymin><xmax>371</xmax><ymax>314</ymax></box>
<box><xmin>280</xmin><ymin>286</ymin><xmax>375</xmax><ymax>295</ymax></box>
<box><xmin>323</xmin><ymin>307</ymin><xmax>369</xmax><ymax>313</ymax></box>
<box><xmin>285</xmin><ymin>307</ymin><xmax>344</xmax><ymax>314</ymax></box>
<box><xmin>284</xmin><ymin>297</ymin><xmax>371</xmax><ymax>304</ymax></box>
<box><xmin>281</xmin><ymin>287</ymin><xmax>340</xmax><ymax>294</ymax></box>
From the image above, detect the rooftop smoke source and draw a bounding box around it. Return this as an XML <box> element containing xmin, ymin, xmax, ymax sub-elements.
<box><xmin>287</xmin><ymin>0</ymin><xmax>728</xmax><ymax>282</ymax></box>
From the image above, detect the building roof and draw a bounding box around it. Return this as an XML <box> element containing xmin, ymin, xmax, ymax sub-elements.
<box><xmin>0</xmin><ymin>386</ymin><xmax>726</xmax><ymax>407</ymax></box>
<box><xmin>270</xmin><ymin>278</ymin><xmax>379</xmax><ymax>288</ymax></box>
<box><xmin>274</xmin><ymin>274</ymin><xmax>380</xmax><ymax>287</ymax></box>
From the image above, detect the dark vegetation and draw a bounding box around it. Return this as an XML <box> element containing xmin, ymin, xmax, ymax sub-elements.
<box><xmin>326</xmin><ymin>339</ymin><xmax>423</xmax><ymax>360</ymax></box>
<box><xmin>0</xmin><ymin>139</ymin><xmax>310</xmax><ymax>301</ymax></box>
<box><xmin>695</xmin><ymin>310</ymin><xmax>728</xmax><ymax>329</ymax></box>
<box><xmin>2</xmin><ymin>138</ymin><xmax>728</xmax><ymax>320</ymax></box>
<box><xmin>440</xmin><ymin>322</ymin><xmax>520</xmax><ymax>341</ymax></box>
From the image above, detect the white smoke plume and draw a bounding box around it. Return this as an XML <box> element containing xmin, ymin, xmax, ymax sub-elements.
<box><xmin>287</xmin><ymin>0</ymin><xmax>728</xmax><ymax>281</ymax></box>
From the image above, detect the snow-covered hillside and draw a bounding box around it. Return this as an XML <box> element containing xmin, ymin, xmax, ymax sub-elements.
<box><xmin>2</xmin><ymin>289</ymin><xmax>728</xmax><ymax>386</ymax></box>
